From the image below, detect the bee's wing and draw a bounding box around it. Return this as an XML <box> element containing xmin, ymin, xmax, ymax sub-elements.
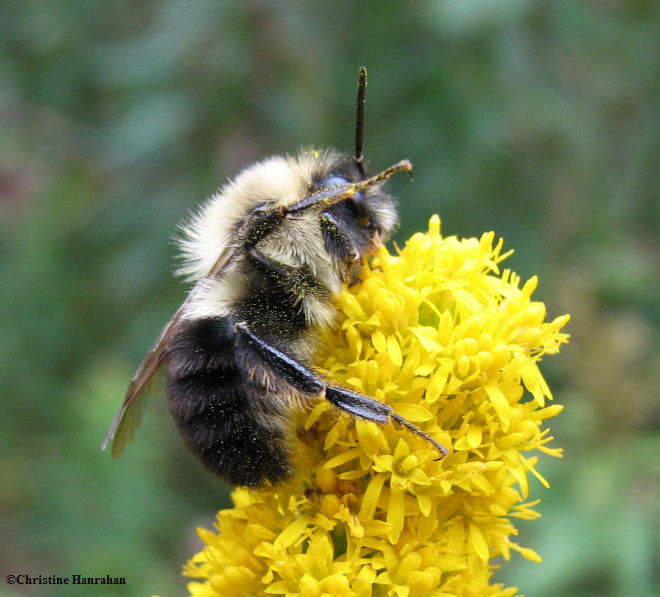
<box><xmin>101</xmin><ymin>239</ymin><xmax>241</xmax><ymax>459</ymax></box>
<box><xmin>100</xmin><ymin>301</ymin><xmax>185</xmax><ymax>458</ymax></box>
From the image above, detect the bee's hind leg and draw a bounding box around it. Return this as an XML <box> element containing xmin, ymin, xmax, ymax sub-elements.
<box><xmin>234</xmin><ymin>322</ymin><xmax>324</xmax><ymax>396</ymax></box>
<box><xmin>233</xmin><ymin>322</ymin><xmax>448</xmax><ymax>457</ymax></box>
<box><xmin>324</xmin><ymin>386</ymin><xmax>448</xmax><ymax>457</ymax></box>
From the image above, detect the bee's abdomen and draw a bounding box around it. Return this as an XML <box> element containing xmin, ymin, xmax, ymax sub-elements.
<box><xmin>166</xmin><ymin>317</ymin><xmax>292</xmax><ymax>486</ymax></box>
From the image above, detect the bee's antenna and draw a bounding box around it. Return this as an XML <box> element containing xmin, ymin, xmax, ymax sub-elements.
<box><xmin>288</xmin><ymin>159</ymin><xmax>412</xmax><ymax>215</ymax></box>
<box><xmin>354</xmin><ymin>66</ymin><xmax>367</xmax><ymax>176</ymax></box>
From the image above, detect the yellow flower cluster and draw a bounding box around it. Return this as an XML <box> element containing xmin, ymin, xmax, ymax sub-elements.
<box><xmin>183</xmin><ymin>216</ymin><xmax>570</xmax><ymax>597</ymax></box>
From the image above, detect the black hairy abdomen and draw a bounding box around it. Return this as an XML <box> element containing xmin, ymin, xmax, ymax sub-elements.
<box><xmin>166</xmin><ymin>317</ymin><xmax>292</xmax><ymax>487</ymax></box>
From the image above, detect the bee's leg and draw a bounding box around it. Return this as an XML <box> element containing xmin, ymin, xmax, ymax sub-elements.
<box><xmin>241</xmin><ymin>207</ymin><xmax>332</xmax><ymax>295</ymax></box>
<box><xmin>242</xmin><ymin>208</ymin><xmax>354</xmax><ymax>286</ymax></box>
<box><xmin>324</xmin><ymin>385</ymin><xmax>448</xmax><ymax>456</ymax></box>
<box><xmin>234</xmin><ymin>322</ymin><xmax>324</xmax><ymax>395</ymax></box>
<box><xmin>242</xmin><ymin>200</ymin><xmax>359</xmax><ymax>269</ymax></box>
<box><xmin>320</xmin><ymin>213</ymin><xmax>359</xmax><ymax>262</ymax></box>
<box><xmin>246</xmin><ymin>248</ymin><xmax>323</xmax><ymax>295</ymax></box>
<box><xmin>234</xmin><ymin>322</ymin><xmax>448</xmax><ymax>457</ymax></box>
<box><xmin>242</xmin><ymin>204</ymin><xmax>288</xmax><ymax>250</ymax></box>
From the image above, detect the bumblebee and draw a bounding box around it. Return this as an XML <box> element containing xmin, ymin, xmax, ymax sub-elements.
<box><xmin>102</xmin><ymin>68</ymin><xmax>447</xmax><ymax>486</ymax></box>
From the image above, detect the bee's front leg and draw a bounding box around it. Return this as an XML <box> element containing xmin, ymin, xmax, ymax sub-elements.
<box><xmin>320</xmin><ymin>213</ymin><xmax>360</xmax><ymax>263</ymax></box>
<box><xmin>242</xmin><ymin>204</ymin><xmax>288</xmax><ymax>250</ymax></box>
<box><xmin>246</xmin><ymin>248</ymin><xmax>323</xmax><ymax>296</ymax></box>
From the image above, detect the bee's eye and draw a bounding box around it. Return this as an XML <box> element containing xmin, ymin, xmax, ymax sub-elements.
<box><xmin>314</xmin><ymin>176</ymin><xmax>371</xmax><ymax>229</ymax></box>
<box><xmin>350</xmin><ymin>191</ymin><xmax>370</xmax><ymax>228</ymax></box>
<box><xmin>314</xmin><ymin>175</ymin><xmax>349</xmax><ymax>191</ymax></box>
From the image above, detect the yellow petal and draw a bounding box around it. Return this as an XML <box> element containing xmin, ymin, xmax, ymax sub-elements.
<box><xmin>387</xmin><ymin>334</ymin><xmax>403</xmax><ymax>367</ymax></box>
<box><xmin>387</xmin><ymin>484</ymin><xmax>405</xmax><ymax>543</ymax></box>
<box><xmin>425</xmin><ymin>364</ymin><xmax>450</xmax><ymax>403</ymax></box>
<box><xmin>372</xmin><ymin>329</ymin><xmax>387</xmax><ymax>352</ymax></box>
<box><xmin>393</xmin><ymin>403</ymin><xmax>433</xmax><ymax>423</ymax></box>
<box><xmin>359</xmin><ymin>473</ymin><xmax>387</xmax><ymax>520</ymax></box>
<box><xmin>484</xmin><ymin>381</ymin><xmax>512</xmax><ymax>430</ymax></box>
<box><xmin>468</xmin><ymin>523</ymin><xmax>490</xmax><ymax>561</ymax></box>
<box><xmin>274</xmin><ymin>514</ymin><xmax>310</xmax><ymax>548</ymax></box>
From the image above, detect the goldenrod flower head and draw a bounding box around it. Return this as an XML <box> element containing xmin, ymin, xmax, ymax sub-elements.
<box><xmin>184</xmin><ymin>216</ymin><xmax>570</xmax><ymax>597</ymax></box>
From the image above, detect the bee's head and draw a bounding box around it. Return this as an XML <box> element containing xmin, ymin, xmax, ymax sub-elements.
<box><xmin>309</xmin><ymin>154</ymin><xmax>403</xmax><ymax>258</ymax></box>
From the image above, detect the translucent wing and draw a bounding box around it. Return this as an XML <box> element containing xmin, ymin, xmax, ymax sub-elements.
<box><xmin>101</xmin><ymin>239</ymin><xmax>241</xmax><ymax>459</ymax></box>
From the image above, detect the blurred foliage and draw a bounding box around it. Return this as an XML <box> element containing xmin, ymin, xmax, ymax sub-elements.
<box><xmin>0</xmin><ymin>1</ymin><xmax>658</xmax><ymax>596</ymax></box>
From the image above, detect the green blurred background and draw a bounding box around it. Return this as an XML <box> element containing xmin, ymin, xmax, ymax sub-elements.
<box><xmin>1</xmin><ymin>2</ymin><xmax>658</xmax><ymax>596</ymax></box>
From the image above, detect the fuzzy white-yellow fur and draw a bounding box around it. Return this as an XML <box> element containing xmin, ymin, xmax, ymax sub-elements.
<box><xmin>176</xmin><ymin>149</ymin><xmax>355</xmax><ymax>329</ymax></box>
